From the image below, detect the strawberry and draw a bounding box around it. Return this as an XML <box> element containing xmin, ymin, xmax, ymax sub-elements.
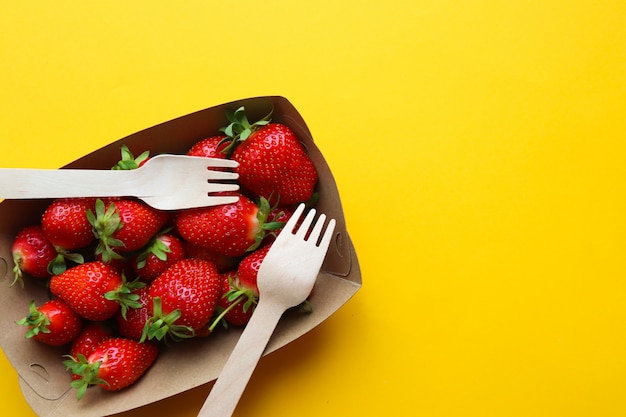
<box><xmin>41</xmin><ymin>197</ymin><xmax>96</xmax><ymax>250</ymax></box>
<box><xmin>142</xmin><ymin>258</ymin><xmax>221</xmax><ymax>342</ymax></box>
<box><xmin>49</xmin><ymin>261</ymin><xmax>145</xmax><ymax>321</ymax></box>
<box><xmin>175</xmin><ymin>194</ymin><xmax>284</xmax><ymax>257</ymax></box>
<box><xmin>261</xmin><ymin>204</ymin><xmax>294</xmax><ymax>246</ymax></box>
<box><xmin>11</xmin><ymin>225</ymin><xmax>58</xmax><ymax>286</ymax></box>
<box><xmin>16</xmin><ymin>299</ymin><xmax>83</xmax><ymax>346</ymax></box>
<box><xmin>68</xmin><ymin>321</ymin><xmax>115</xmax><ymax>381</ymax></box>
<box><xmin>221</xmin><ymin>106</ymin><xmax>318</xmax><ymax>205</ymax></box>
<box><xmin>115</xmin><ymin>286</ymin><xmax>151</xmax><ymax>340</ymax></box>
<box><xmin>96</xmin><ymin>250</ymin><xmax>134</xmax><ymax>278</ymax></box>
<box><xmin>64</xmin><ymin>337</ymin><xmax>158</xmax><ymax>399</ymax></box>
<box><xmin>40</xmin><ymin>197</ymin><xmax>96</xmax><ymax>274</ymax></box>
<box><xmin>111</xmin><ymin>144</ymin><xmax>150</xmax><ymax>170</ymax></box>
<box><xmin>70</xmin><ymin>321</ymin><xmax>114</xmax><ymax>359</ymax></box>
<box><xmin>268</xmin><ymin>204</ymin><xmax>295</xmax><ymax>224</ymax></box>
<box><xmin>131</xmin><ymin>232</ymin><xmax>186</xmax><ymax>282</ymax></box>
<box><xmin>214</xmin><ymin>272</ymin><xmax>257</xmax><ymax>328</ymax></box>
<box><xmin>182</xmin><ymin>241</ymin><xmax>238</xmax><ymax>272</ymax></box>
<box><xmin>236</xmin><ymin>244</ymin><xmax>272</xmax><ymax>296</ymax></box>
<box><xmin>88</xmin><ymin>198</ymin><xmax>169</xmax><ymax>263</ymax></box>
<box><xmin>187</xmin><ymin>134</ymin><xmax>229</xmax><ymax>159</ymax></box>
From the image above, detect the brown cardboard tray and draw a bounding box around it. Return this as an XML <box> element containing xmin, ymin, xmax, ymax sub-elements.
<box><xmin>0</xmin><ymin>96</ymin><xmax>361</xmax><ymax>417</ymax></box>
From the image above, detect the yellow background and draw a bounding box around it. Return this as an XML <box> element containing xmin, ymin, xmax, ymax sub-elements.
<box><xmin>1</xmin><ymin>1</ymin><xmax>626</xmax><ymax>416</ymax></box>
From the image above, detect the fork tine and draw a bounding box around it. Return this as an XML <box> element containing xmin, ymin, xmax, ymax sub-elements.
<box><xmin>206</xmin><ymin>171</ymin><xmax>239</xmax><ymax>181</ymax></box>
<box><xmin>205</xmin><ymin>195</ymin><xmax>240</xmax><ymax>206</ymax></box>
<box><xmin>206</xmin><ymin>183</ymin><xmax>239</xmax><ymax>194</ymax></box>
<box><xmin>281</xmin><ymin>203</ymin><xmax>306</xmax><ymax>235</ymax></box>
<box><xmin>308</xmin><ymin>213</ymin><xmax>327</xmax><ymax>243</ymax></box>
<box><xmin>295</xmin><ymin>207</ymin><xmax>317</xmax><ymax>239</ymax></box>
<box><xmin>318</xmin><ymin>218</ymin><xmax>336</xmax><ymax>249</ymax></box>
<box><xmin>204</xmin><ymin>158</ymin><xmax>239</xmax><ymax>168</ymax></box>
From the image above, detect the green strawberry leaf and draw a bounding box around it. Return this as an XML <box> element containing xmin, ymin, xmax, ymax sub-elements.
<box><xmin>104</xmin><ymin>275</ymin><xmax>146</xmax><ymax>320</ymax></box>
<box><xmin>63</xmin><ymin>354</ymin><xmax>108</xmax><ymax>400</ymax></box>
<box><xmin>112</xmin><ymin>144</ymin><xmax>150</xmax><ymax>170</ymax></box>
<box><xmin>16</xmin><ymin>300</ymin><xmax>51</xmax><ymax>338</ymax></box>
<box><xmin>219</xmin><ymin>106</ymin><xmax>273</xmax><ymax>156</ymax></box>
<box><xmin>88</xmin><ymin>199</ymin><xmax>126</xmax><ymax>263</ymax></box>
<box><xmin>140</xmin><ymin>297</ymin><xmax>194</xmax><ymax>344</ymax></box>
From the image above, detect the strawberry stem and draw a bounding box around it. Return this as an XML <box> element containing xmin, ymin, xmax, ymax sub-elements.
<box><xmin>11</xmin><ymin>253</ymin><xmax>25</xmax><ymax>288</ymax></box>
<box><xmin>208</xmin><ymin>277</ymin><xmax>258</xmax><ymax>332</ymax></box>
<box><xmin>134</xmin><ymin>229</ymin><xmax>173</xmax><ymax>270</ymax></box>
<box><xmin>16</xmin><ymin>300</ymin><xmax>50</xmax><ymax>338</ymax></box>
<box><xmin>112</xmin><ymin>144</ymin><xmax>150</xmax><ymax>170</ymax></box>
<box><xmin>208</xmin><ymin>298</ymin><xmax>241</xmax><ymax>332</ymax></box>
<box><xmin>63</xmin><ymin>354</ymin><xmax>108</xmax><ymax>400</ymax></box>
<box><xmin>87</xmin><ymin>199</ymin><xmax>125</xmax><ymax>263</ymax></box>
<box><xmin>47</xmin><ymin>249</ymin><xmax>84</xmax><ymax>276</ymax></box>
<box><xmin>247</xmin><ymin>196</ymin><xmax>286</xmax><ymax>252</ymax></box>
<box><xmin>140</xmin><ymin>297</ymin><xmax>194</xmax><ymax>343</ymax></box>
<box><xmin>104</xmin><ymin>274</ymin><xmax>146</xmax><ymax>320</ymax></box>
<box><xmin>219</xmin><ymin>106</ymin><xmax>272</xmax><ymax>156</ymax></box>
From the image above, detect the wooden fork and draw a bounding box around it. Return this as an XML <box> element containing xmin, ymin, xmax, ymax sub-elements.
<box><xmin>197</xmin><ymin>203</ymin><xmax>337</xmax><ymax>417</ymax></box>
<box><xmin>0</xmin><ymin>154</ymin><xmax>239</xmax><ymax>210</ymax></box>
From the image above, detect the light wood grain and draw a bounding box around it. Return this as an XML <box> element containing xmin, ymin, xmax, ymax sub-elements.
<box><xmin>0</xmin><ymin>155</ymin><xmax>239</xmax><ymax>210</ymax></box>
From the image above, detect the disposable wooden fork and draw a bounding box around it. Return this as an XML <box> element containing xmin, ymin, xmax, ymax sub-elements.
<box><xmin>0</xmin><ymin>154</ymin><xmax>239</xmax><ymax>210</ymax></box>
<box><xmin>197</xmin><ymin>203</ymin><xmax>337</xmax><ymax>417</ymax></box>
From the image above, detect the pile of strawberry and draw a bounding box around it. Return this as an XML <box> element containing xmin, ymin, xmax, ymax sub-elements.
<box><xmin>11</xmin><ymin>107</ymin><xmax>319</xmax><ymax>400</ymax></box>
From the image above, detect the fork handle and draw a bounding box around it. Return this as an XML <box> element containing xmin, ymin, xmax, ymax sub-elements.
<box><xmin>0</xmin><ymin>168</ymin><xmax>137</xmax><ymax>199</ymax></box>
<box><xmin>197</xmin><ymin>301</ymin><xmax>287</xmax><ymax>417</ymax></box>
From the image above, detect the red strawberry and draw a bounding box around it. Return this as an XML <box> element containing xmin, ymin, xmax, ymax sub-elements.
<box><xmin>236</xmin><ymin>244</ymin><xmax>272</xmax><ymax>296</ymax></box>
<box><xmin>96</xmin><ymin>250</ymin><xmax>134</xmax><ymax>278</ymax></box>
<box><xmin>50</xmin><ymin>261</ymin><xmax>145</xmax><ymax>321</ymax></box>
<box><xmin>64</xmin><ymin>337</ymin><xmax>158</xmax><ymax>399</ymax></box>
<box><xmin>187</xmin><ymin>134</ymin><xmax>229</xmax><ymax>159</ymax></box>
<box><xmin>40</xmin><ymin>197</ymin><xmax>95</xmax><ymax>274</ymax></box>
<box><xmin>68</xmin><ymin>322</ymin><xmax>114</xmax><ymax>381</ymax></box>
<box><xmin>70</xmin><ymin>321</ymin><xmax>114</xmax><ymax>359</ymax></box>
<box><xmin>175</xmin><ymin>194</ymin><xmax>284</xmax><ymax>257</ymax></box>
<box><xmin>111</xmin><ymin>144</ymin><xmax>150</xmax><ymax>170</ymax></box>
<box><xmin>216</xmin><ymin>272</ymin><xmax>257</xmax><ymax>327</ymax></box>
<box><xmin>115</xmin><ymin>286</ymin><xmax>151</xmax><ymax>340</ymax></box>
<box><xmin>41</xmin><ymin>197</ymin><xmax>96</xmax><ymax>250</ymax></box>
<box><xmin>16</xmin><ymin>299</ymin><xmax>83</xmax><ymax>346</ymax></box>
<box><xmin>268</xmin><ymin>204</ymin><xmax>295</xmax><ymax>224</ymax></box>
<box><xmin>11</xmin><ymin>225</ymin><xmax>58</xmax><ymax>286</ymax></box>
<box><xmin>142</xmin><ymin>258</ymin><xmax>221</xmax><ymax>342</ymax></box>
<box><xmin>261</xmin><ymin>204</ymin><xmax>295</xmax><ymax>246</ymax></box>
<box><xmin>131</xmin><ymin>232</ymin><xmax>186</xmax><ymax>282</ymax></box>
<box><xmin>221</xmin><ymin>106</ymin><xmax>318</xmax><ymax>205</ymax></box>
<box><xmin>88</xmin><ymin>198</ymin><xmax>169</xmax><ymax>263</ymax></box>
<box><xmin>182</xmin><ymin>241</ymin><xmax>238</xmax><ymax>272</ymax></box>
